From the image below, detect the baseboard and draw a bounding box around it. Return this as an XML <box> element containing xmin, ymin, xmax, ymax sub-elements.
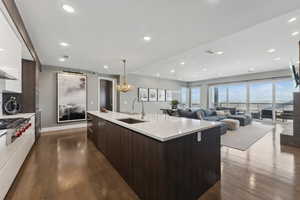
<box><xmin>41</xmin><ymin>123</ymin><xmax>87</xmax><ymax>133</ymax></box>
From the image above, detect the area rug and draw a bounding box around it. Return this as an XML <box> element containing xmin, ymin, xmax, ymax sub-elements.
<box><xmin>221</xmin><ymin>122</ymin><xmax>274</xmax><ymax>151</ymax></box>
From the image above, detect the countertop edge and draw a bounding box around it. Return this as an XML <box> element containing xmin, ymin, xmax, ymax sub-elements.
<box><xmin>87</xmin><ymin>111</ymin><xmax>221</xmax><ymax>142</ymax></box>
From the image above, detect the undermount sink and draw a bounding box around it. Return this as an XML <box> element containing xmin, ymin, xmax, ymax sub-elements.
<box><xmin>117</xmin><ymin>118</ymin><xmax>145</xmax><ymax>124</ymax></box>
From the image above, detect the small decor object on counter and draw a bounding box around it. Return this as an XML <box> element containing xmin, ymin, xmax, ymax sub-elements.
<box><xmin>100</xmin><ymin>107</ymin><xmax>109</xmax><ymax>113</ymax></box>
<box><xmin>148</xmin><ymin>88</ymin><xmax>158</xmax><ymax>101</ymax></box>
<box><xmin>138</xmin><ymin>88</ymin><xmax>148</xmax><ymax>101</ymax></box>
<box><xmin>57</xmin><ymin>72</ymin><xmax>87</xmax><ymax>123</ymax></box>
<box><xmin>171</xmin><ymin>100</ymin><xmax>179</xmax><ymax>109</ymax></box>
<box><xmin>166</xmin><ymin>90</ymin><xmax>173</xmax><ymax>101</ymax></box>
<box><xmin>157</xmin><ymin>89</ymin><xmax>166</xmax><ymax>101</ymax></box>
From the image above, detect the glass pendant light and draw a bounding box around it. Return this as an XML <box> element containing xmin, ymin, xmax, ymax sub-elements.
<box><xmin>117</xmin><ymin>59</ymin><xmax>133</xmax><ymax>92</ymax></box>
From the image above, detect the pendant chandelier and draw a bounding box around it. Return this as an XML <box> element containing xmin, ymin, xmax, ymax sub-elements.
<box><xmin>117</xmin><ymin>59</ymin><xmax>133</xmax><ymax>93</ymax></box>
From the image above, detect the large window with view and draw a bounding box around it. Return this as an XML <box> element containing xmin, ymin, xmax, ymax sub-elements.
<box><xmin>228</xmin><ymin>84</ymin><xmax>247</xmax><ymax>111</ymax></box>
<box><xmin>180</xmin><ymin>87</ymin><xmax>188</xmax><ymax>107</ymax></box>
<box><xmin>191</xmin><ymin>87</ymin><xmax>201</xmax><ymax>107</ymax></box>
<box><xmin>249</xmin><ymin>81</ymin><xmax>273</xmax><ymax>112</ymax></box>
<box><xmin>208</xmin><ymin>78</ymin><xmax>298</xmax><ymax>120</ymax></box>
<box><xmin>275</xmin><ymin>79</ymin><xmax>298</xmax><ymax>111</ymax></box>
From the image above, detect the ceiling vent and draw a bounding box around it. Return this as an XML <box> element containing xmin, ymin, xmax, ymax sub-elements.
<box><xmin>205</xmin><ymin>50</ymin><xmax>215</xmax><ymax>55</ymax></box>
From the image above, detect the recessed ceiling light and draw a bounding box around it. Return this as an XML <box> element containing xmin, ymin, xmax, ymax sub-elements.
<box><xmin>215</xmin><ymin>51</ymin><xmax>224</xmax><ymax>55</ymax></box>
<box><xmin>170</xmin><ymin>69</ymin><xmax>175</xmax><ymax>73</ymax></box>
<box><xmin>59</xmin><ymin>55</ymin><xmax>69</xmax><ymax>62</ymax></box>
<box><xmin>274</xmin><ymin>57</ymin><xmax>281</xmax><ymax>61</ymax></box>
<box><xmin>292</xmin><ymin>31</ymin><xmax>299</xmax><ymax>36</ymax></box>
<box><xmin>59</xmin><ymin>57</ymin><xmax>66</xmax><ymax>62</ymax></box>
<box><xmin>104</xmin><ymin>65</ymin><xmax>109</xmax><ymax>69</ymax></box>
<box><xmin>60</xmin><ymin>42</ymin><xmax>69</xmax><ymax>47</ymax></box>
<box><xmin>180</xmin><ymin>62</ymin><xmax>185</xmax><ymax>65</ymax></box>
<box><xmin>62</xmin><ymin>4</ymin><xmax>75</xmax><ymax>13</ymax></box>
<box><xmin>202</xmin><ymin>68</ymin><xmax>207</xmax><ymax>71</ymax></box>
<box><xmin>0</xmin><ymin>48</ymin><xmax>4</xmax><ymax>52</ymax></box>
<box><xmin>288</xmin><ymin>17</ymin><xmax>297</xmax><ymax>23</ymax></box>
<box><xmin>267</xmin><ymin>48</ymin><xmax>276</xmax><ymax>53</ymax></box>
<box><xmin>143</xmin><ymin>36</ymin><xmax>151</xmax><ymax>41</ymax></box>
<box><xmin>248</xmin><ymin>67</ymin><xmax>255</xmax><ymax>72</ymax></box>
<box><xmin>156</xmin><ymin>73</ymin><xmax>160</xmax><ymax>77</ymax></box>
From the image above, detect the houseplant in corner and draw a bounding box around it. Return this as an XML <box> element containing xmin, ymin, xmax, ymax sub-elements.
<box><xmin>171</xmin><ymin>100</ymin><xmax>179</xmax><ymax>109</ymax></box>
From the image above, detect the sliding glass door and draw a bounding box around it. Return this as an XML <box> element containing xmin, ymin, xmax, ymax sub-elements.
<box><xmin>208</xmin><ymin>78</ymin><xmax>298</xmax><ymax>116</ymax></box>
<box><xmin>249</xmin><ymin>81</ymin><xmax>273</xmax><ymax>112</ymax></box>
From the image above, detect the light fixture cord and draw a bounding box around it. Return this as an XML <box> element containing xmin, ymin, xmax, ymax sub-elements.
<box><xmin>123</xmin><ymin>59</ymin><xmax>127</xmax><ymax>84</ymax></box>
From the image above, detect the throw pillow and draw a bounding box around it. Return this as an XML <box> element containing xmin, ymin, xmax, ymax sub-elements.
<box><xmin>216</xmin><ymin>111</ymin><xmax>225</xmax><ymax>116</ymax></box>
<box><xmin>223</xmin><ymin>110</ymin><xmax>231</xmax><ymax>116</ymax></box>
<box><xmin>196</xmin><ymin>110</ymin><xmax>205</xmax><ymax>120</ymax></box>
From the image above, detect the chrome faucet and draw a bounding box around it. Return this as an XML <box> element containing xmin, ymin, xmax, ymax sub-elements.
<box><xmin>141</xmin><ymin>100</ymin><xmax>145</xmax><ymax>119</ymax></box>
<box><xmin>132</xmin><ymin>97</ymin><xmax>138</xmax><ymax>113</ymax></box>
<box><xmin>131</xmin><ymin>97</ymin><xmax>145</xmax><ymax>119</ymax></box>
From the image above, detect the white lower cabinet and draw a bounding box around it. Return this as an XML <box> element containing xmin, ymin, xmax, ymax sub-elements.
<box><xmin>0</xmin><ymin>115</ymin><xmax>35</xmax><ymax>200</ymax></box>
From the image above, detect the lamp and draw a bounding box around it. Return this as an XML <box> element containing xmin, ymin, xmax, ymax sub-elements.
<box><xmin>117</xmin><ymin>59</ymin><xmax>133</xmax><ymax>92</ymax></box>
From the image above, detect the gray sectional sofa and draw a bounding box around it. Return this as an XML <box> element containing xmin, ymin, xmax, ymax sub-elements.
<box><xmin>176</xmin><ymin>107</ymin><xmax>253</xmax><ymax>135</ymax></box>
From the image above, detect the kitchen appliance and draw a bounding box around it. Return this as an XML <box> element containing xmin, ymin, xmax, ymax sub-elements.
<box><xmin>0</xmin><ymin>118</ymin><xmax>31</xmax><ymax>145</ymax></box>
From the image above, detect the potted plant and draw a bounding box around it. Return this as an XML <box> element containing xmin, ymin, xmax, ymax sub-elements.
<box><xmin>171</xmin><ymin>100</ymin><xmax>179</xmax><ymax>109</ymax></box>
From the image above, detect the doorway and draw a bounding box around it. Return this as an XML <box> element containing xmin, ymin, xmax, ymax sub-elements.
<box><xmin>98</xmin><ymin>77</ymin><xmax>115</xmax><ymax>111</ymax></box>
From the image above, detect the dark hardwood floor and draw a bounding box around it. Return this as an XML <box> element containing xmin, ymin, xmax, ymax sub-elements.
<box><xmin>5</xmin><ymin>124</ymin><xmax>300</xmax><ymax>200</ymax></box>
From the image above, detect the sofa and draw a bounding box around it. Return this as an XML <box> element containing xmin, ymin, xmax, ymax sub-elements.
<box><xmin>227</xmin><ymin>114</ymin><xmax>252</xmax><ymax>126</ymax></box>
<box><xmin>177</xmin><ymin>109</ymin><xmax>228</xmax><ymax>135</ymax></box>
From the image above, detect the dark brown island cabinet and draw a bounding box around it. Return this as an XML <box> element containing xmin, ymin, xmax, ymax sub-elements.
<box><xmin>87</xmin><ymin>113</ymin><xmax>221</xmax><ymax>200</ymax></box>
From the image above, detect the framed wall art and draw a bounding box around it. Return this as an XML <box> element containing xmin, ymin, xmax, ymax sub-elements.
<box><xmin>138</xmin><ymin>88</ymin><xmax>149</xmax><ymax>101</ymax></box>
<box><xmin>148</xmin><ymin>88</ymin><xmax>158</xmax><ymax>101</ymax></box>
<box><xmin>57</xmin><ymin>72</ymin><xmax>87</xmax><ymax>123</ymax></box>
<box><xmin>157</xmin><ymin>89</ymin><xmax>166</xmax><ymax>101</ymax></box>
<box><xmin>166</xmin><ymin>90</ymin><xmax>173</xmax><ymax>101</ymax></box>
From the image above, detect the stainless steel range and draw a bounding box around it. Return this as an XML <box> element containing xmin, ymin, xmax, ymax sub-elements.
<box><xmin>0</xmin><ymin>118</ymin><xmax>31</xmax><ymax>145</ymax></box>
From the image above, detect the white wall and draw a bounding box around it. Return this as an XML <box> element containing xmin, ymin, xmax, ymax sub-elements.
<box><xmin>120</xmin><ymin>74</ymin><xmax>188</xmax><ymax>114</ymax></box>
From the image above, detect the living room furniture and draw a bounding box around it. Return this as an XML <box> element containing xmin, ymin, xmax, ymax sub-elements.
<box><xmin>221</xmin><ymin>119</ymin><xmax>240</xmax><ymax>130</ymax></box>
<box><xmin>216</xmin><ymin>107</ymin><xmax>237</xmax><ymax>115</ymax></box>
<box><xmin>160</xmin><ymin>108</ymin><xmax>178</xmax><ymax>116</ymax></box>
<box><xmin>228</xmin><ymin>114</ymin><xmax>252</xmax><ymax>126</ymax></box>
<box><xmin>177</xmin><ymin>109</ymin><xmax>228</xmax><ymax>135</ymax></box>
<box><xmin>251</xmin><ymin>111</ymin><xmax>261</xmax><ymax>119</ymax></box>
<box><xmin>261</xmin><ymin>109</ymin><xmax>273</xmax><ymax>119</ymax></box>
<box><xmin>276</xmin><ymin>110</ymin><xmax>294</xmax><ymax>122</ymax></box>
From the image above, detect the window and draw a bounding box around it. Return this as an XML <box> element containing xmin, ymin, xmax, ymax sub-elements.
<box><xmin>275</xmin><ymin>79</ymin><xmax>298</xmax><ymax>110</ymax></box>
<box><xmin>228</xmin><ymin>84</ymin><xmax>246</xmax><ymax>103</ymax></box>
<box><xmin>228</xmin><ymin>84</ymin><xmax>247</xmax><ymax>111</ymax></box>
<box><xmin>191</xmin><ymin>87</ymin><xmax>201</xmax><ymax>106</ymax></box>
<box><xmin>180</xmin><ymin>87</ymin><xmax>188</xmax><ymax>105</ymax></box>
<box><xmin>249</xmin><ymin>81</ymin><xmax>273</xmax><ymax>111</ymax></box>
<box><xmin>217</xmin><ymin>86</ymin><xmax>227</xmax><ymax>104</ymax></box>
<box><xmin>208</xmin><ymin>78</ymin><xmax>297</xmax><ymax>114</ymax></box>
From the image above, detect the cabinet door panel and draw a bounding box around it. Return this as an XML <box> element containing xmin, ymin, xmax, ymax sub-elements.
<box><xmin>119</xmin><ymin>129</ymin><xmax>132</xmax><ymax>185</ymax></box>
<box><xmin>106</xmin><ymin>122</ymin><xmax>121</xmax><ymax>170</ymax></box>
<box><xmin>96</xmin><ymin>119</ymin><xmax>107</xmax><ymax>155</ymax></box>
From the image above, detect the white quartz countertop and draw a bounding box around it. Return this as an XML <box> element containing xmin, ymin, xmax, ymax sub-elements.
<box><xmin>88</xmin><ymin>111</ymin><xmax>221</xmax><ymax>142</ymax></box>
<box><xmin>0</xmin><ymin>113</ymin><xmax>35</xmax><ymax>119</ymax></box>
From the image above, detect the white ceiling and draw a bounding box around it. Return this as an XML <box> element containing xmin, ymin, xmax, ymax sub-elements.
<box><xmin>15</xmin><ymin>0</ymin><xmax>300</xmax><ymax>81</ymax></box>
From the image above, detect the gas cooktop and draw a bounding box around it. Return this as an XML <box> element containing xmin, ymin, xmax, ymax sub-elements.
<box><xmin>0</xmin><ymin>118</ymin><xmax>29</xmax><ymax>130</ymax></box>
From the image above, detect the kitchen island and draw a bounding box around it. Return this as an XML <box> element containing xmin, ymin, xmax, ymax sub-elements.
<box><xmin>87</xmin><ymin>111</ymin><xmax>221</xmax><ymax>200</ymax></box>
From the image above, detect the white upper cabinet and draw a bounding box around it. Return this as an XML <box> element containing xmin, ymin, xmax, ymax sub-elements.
<box><xmin>0</xmin><ymin>9</ymin><xmax>22</xmax><ymax>93</ymax></box>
